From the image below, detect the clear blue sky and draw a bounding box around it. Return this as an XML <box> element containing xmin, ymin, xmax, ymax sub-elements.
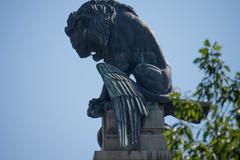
<box><xmin>0</xmin><ymin>0</ymin><xmax>239</xmax><ymax>160</ymax></box>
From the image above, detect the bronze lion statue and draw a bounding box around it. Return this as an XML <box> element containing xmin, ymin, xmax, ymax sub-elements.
<box><xmin>65</xmin><ymin>0</ymin><xmax>172</xmax><ymax>99</ymax></box>
<box><xmin>65</xmin><ymin>0</ymin><xmax>172</xmax><ymax>148</ymax></box>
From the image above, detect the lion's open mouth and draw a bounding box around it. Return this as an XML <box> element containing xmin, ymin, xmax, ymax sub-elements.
<box><xmin>91</xmin><ymin>51</ymin><xmax>102</xmax><ymax>62</ymax></box>
<box><xmin>90</xmin><ymin>52</ymin><xmax>96</xmax><ymax>56</ymax></box>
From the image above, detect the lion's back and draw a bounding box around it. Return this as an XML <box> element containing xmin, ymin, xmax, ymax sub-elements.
<box><xmin>108</xmin><ymin>11</ymin><xmax>166</xmax><ymax>70</ymax></box>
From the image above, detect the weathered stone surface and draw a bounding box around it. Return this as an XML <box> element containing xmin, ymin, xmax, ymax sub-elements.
<box><xmin>93</xmin><ymin>151</ymin><xmax>172</xmax><ymax>160</ymax></box>
<box><xmin>140</xmin><ymin>134</ymin><xmax>168</xmax><ymax>151</ymax></box>
<box><xmin>140</xmin><ymin>104</ymin><xmax>168</xmax><ymax>151</ymax></box>
<box><xmin>102</xmin><ymin>110</ymin><xmax>139</xmax><ymax>151</ymax></box>
<box><xmin>102</xmin><ymin>135</ymin><xmax>139</xmax><ymax>151</ymax></box>
<box><xmin>101</xmin><ymin>104</ymin><xmax>168</xmax><ymax>152</ymax></box>
<box><xmin>143</xmin><ymin>103</ymin><xmax>164</xmax><ymax>130</ymax></box>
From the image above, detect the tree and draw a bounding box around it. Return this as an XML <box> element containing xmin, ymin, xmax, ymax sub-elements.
<box><xmin>165</xmin><ymin>40</ymin><xmax>240</xmax><ymax>160</ymax></box>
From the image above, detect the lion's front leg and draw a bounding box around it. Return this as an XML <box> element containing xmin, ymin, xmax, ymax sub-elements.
<box><xmin>87</xmin><ymin>85</ymin><xmax>111</xmax><ymax>118</ymax></box>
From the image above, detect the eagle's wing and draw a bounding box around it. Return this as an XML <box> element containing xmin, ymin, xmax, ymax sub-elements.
<box><xmin>97</xmin><ymin>63</ymin><xmax>149</xmax><ymax>148</ymax></box>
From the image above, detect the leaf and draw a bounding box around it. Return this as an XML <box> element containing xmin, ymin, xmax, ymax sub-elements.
<box><xmin>204</xmin><ymin>39</ymin><xmax>211</xmax><ymax>47</ymax></box>
<box><xmin>199</xmin><ymin>48</ymin><xmax>209</xmax><ymax>57</ymax></box>
<box><xmin>223</xmin><ymin>65</ymin><xmax>230</xmax><ymax>72</ymax></box>
<box><xmin>196</xmin><ymin>130</ymin><xmax>201</xmax><ymax>139</ymax></box>
<box><xmin>213</xmin><ymin>43</ymin><xmax>222</xmax><ymax>51</ymax></box>
<box><xmin>211</xmin><ymin>58</ymin><xmax>220</xmax><ymax>64</ymax></box>
<box><xmin>185</xmin><ymin>127</ymin><xmax>193</xmax><ymax>140</ymax></box>
<box><xmin>193</xmin><ymin>58</ymin><xmax>202</xmax><ymax>64</ymax></box>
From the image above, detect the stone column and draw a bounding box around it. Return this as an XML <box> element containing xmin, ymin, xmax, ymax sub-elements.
<box><xmin>93</xmin><ymin>102</ymin><xmax>172</xmax><ymax>160</ymax></box>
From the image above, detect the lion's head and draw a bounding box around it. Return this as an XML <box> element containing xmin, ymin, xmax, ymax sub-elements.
<box><xmin>65</xmin><ymin>0</ymin><xmax>116</xmax><ymax>61</ymax></box>
<box><xmin>65</xmin><ymin>0</ymin><xmax>137</xmax><ymax>62</ymax></box>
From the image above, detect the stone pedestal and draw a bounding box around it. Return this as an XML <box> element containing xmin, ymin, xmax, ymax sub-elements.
<box><xmin>93</xmin><ymin>151</ymin><xmax>171</xmax><ymax>160</ymax></box>
<box><xmin>93</xmin><ymin>103</ymin><xmax>172</xmax><ymax>160</ymax></box>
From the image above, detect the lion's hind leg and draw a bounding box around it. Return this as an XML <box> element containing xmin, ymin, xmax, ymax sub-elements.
<box><xmin>132</xmin><ymin>63</ymin><xmax>172</xmax><ymax>101</ymax></box>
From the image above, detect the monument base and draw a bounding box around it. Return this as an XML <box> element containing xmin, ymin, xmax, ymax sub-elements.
<box><xmin>93</xmin><ymin>103</ymin><xmax>172</xmax><ymax>160</ymax></box>
<box><xmin>93</xmin><ymin>151</ymin><xmax>171</xmax><ymax>160</ymax></box>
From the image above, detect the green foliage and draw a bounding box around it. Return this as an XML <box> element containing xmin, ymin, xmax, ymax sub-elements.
<box><xmin>165</xmin><ymin>39</ymin><xmax>240</xmax><ymax>160</ymax></box>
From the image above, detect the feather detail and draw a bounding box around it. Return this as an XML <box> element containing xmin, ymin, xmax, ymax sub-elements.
<box><xmin>97</xmin><ymin>62</ymin><xmax>149</xmax><ymax>148</ymax></box>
